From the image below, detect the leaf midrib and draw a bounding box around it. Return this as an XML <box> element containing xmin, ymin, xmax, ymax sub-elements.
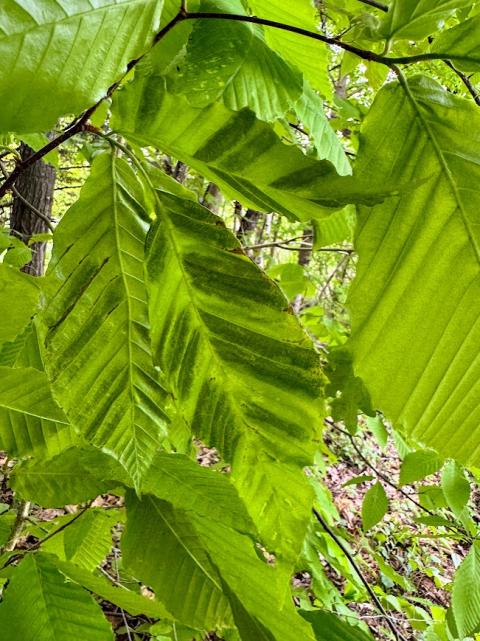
<box><xmin>400</xmin><ymin>78</ymin><xmax>480</xmax><ymax>266</ymax></box>
<box><xmin>158</xmin><ymin>203</ymin><xmax>257</xmax><ymax>443</ymax></box>
<box><xmin>149</xmin><ymin>497</ymin><xmax>223</xmax><ymax>591</ymax></box>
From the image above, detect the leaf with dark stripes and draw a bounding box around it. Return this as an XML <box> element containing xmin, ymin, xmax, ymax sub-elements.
<box><xmin>112</xmin><ymin>74</ymin><xmax>368</xmax><ymax>221</ymax></box>
<box><xmin>146</xmin><ymin>192</ymin><xmax>322</xmax><ymax>557</ymax></box>
<box><xmin>0</xmin><ymin>365</ymin><xmax>73</xmax><ymax>457</ymax></box>
<box><xmin>38</xmin><ymin>152</ymin><xmax>169</xmax><ymax>486</ymax></box>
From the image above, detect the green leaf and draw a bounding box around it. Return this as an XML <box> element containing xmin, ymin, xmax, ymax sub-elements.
<box><xmin>246</xmin><ymin>0</ymin><xmax>333</xmax><ymax>101</ymax></box>
<box><xmin>418</xmin><ymin>485</ymin><xmax>447</xmax><ymax>511</ymax></box>
<box><xmin>0</xmin><ymin>365</ymin><xmax>70</xmax><ymax>457</ymax></box>
<box><xmin>63</xmin><ymin>509</ymin><xmax>115</xmax><ymax>571</ymax></box>
<box><xmin>3</xmin><ymin>244</ymin><xmax>33</xmax><ymax>268</ymax></box>
<box><xmin>379</xmin><ymin>0</ymin><xmax>472</xmax><ymax>41</ymax></box>
<box><xmin>113</xmin><ymin>74</ymin><xmax>380</xmax><ymax>222</ymax></box>
<box><xmin>441</xmin><ymin>460</ymin><xmax>470</xmax><ymax>517</ymax></box>
<box><xmin>123</xmin><ymin>493</ymin><xmax>232</xmax><ymax>630</ymax></box>
<box><xmin>361</xmin><ymin>482</ymin><xmax>388</xmax><ymax>531</ymax></box>
<box><xmin>415</xmin><ymin>515</ymin><xmax>455</xmax><ymax>527</ymax></box>
<box><xmin>0</xmin><ymin>553</ymin><xmax>114</xmax><ymax>640</ymax></box>
<box><xmin>399</xmin><ymin>449</ymin><xmax>443</xmax><ymax>486</ymax></box>
<box><xmin>11</xmin><ymin>447</ymin><xmax>126</xmax><ymax>506</ymax></box>
<box><xmin>38</xmin><ymin>152</ymin><xmax>169</xmax><ymax>486</ymax></box>
<box><xmin>431</xmin><ymin>14</ymin><xmax>480</xmax><ymax>72</ymax></box>
<box><xmin>0</xmin><ymin>0</ymin><xmax>164</xmax><ymax>133</ymax></box>
<box><xmin>146</xmin><ymin>192</ymin><xmax>322</xmax><ymax>556</ymax></box>
<box><xmin>347</xmin><ymin>76</ymin><xmax>480</xmax><ymax>468</ymax></box>
<box><xmin>0</xmin><ymin>325</ymin><xmax>31</xmax><ymax>367</ymax></box>
<box><xmin>0</xmin><ymin>514</ymin><xmax>15</xmax><ymax>548</ymax></box>
<box><xmin>365</xmin><ymin>415</ymin><xmax>388</xmax><ymax>448</ymax></box>
<box><xmin>343</xmin><ymin>474</ymin><xmax>374</xmax><ymax>487</ymax></box>
<box><xmin>0</xmin><ymin>368</ymin><xmax>63</xmax><ymax>424</ymax></box>
<box><xmin>452</xmin><ymin>542</ymin><xmax>480</xmax><ymax>638</ymax></box>
<box><xmin>176</xmin><ymin>0</ymin><xmax>302</xmax><ymax>122</ymax></box>
<box><xmin>0</xmin><ymin>264</ymin><xmax>39</xmax><ymax>346</ymax></box>
<box><xmin>301</xmin><ymin>609</ymin><xmax>374</xmax><ymax>641</ymax></box>
<box><xmin>55</xmin><ymin>558</ymin><xmax>175</xmax><ymax>620</ymax></box>
<box><xmin>326</xmin><ymin>348</ymin><xmax>373</xmax><ymax>431</ymax></box>
<box><xmin>123</xmin><ymin>492</ymin><xmax>317</xmax><ymax>641</ymax></box>
<box><xmin>313</xmin><ymin>206</ymin><xmax>355</xmax><ymax>249</ymax></box>
<box><xmin>141</xmin><ymin>452</ymin><xmax>255</xmax><ymax>533</ymax></box>
<box><xmin>295</xmin><ymin>84</ymin><xmax>351</xmax><ymax>177</ymax></box>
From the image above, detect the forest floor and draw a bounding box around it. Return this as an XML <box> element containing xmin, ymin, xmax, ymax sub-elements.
<box><xmin>322</xmin><ymin>423</ymin><xmax>471</xmax><ymax>640</ymax></box>
<box><xmin>0</xmin><ymin>424</ymin><xmax>472</xmax><ymax>641</ymax></box>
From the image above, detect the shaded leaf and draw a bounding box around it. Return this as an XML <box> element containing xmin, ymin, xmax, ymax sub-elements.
<box><xmin>361</xmin><ymin>482</ymin><xmax>388</xmax><ymax>530</ymax></box>
<box><xmin>452</xmin><ymin>542</ymin><xmax>480</xmax><ymax>638</ymax></box>
<box><xmin>0</xmin><ymin>553</ymin><xmax>114</xmax><ymax>640</ymax></box>
<box><xmin>399</xmin><ymin>449</ymin><xmax>443</xmax><ymax>486</ymax></box>
<box><xmin>441</xmin><ymin>460</ymin><xmax>470</xmax><ymax>517</ymax></box>
<box><xmin>176</xmin><ymin>0</ymin><xmax>302</xmax><ymax>121</ymax></box>
<box><xmin>246</xmin><ymin>0</ymin><xmax>333</xmax><ymax>100</ymax></box>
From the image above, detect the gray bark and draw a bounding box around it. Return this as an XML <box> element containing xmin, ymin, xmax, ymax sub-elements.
<box><xmin>10</xmin><ymin>143</ymin><xmax>56</xmax><ymax>276</ymax></box>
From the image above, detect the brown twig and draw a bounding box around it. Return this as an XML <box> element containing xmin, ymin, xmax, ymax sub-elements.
<box><xmin>325</xmin><ymin>418</ymin><xmax>471</xmax><ymax>539</ymax></box>
<box><xmin>444</xmin><ymin>60</ymin><xmax>480</xmax><ymax>106</ymax></box>
<box><xmin>357</xmin><ymin>0</ymin><xmax>389</xmax><ymax>11</ymax></box>
<box><xmin>312</xmin><ymin>507</ymin><xmax>408</xmax><ymax>641</ymax></box>
<box><xmin>0</xmin><ymin>503</ymin><xmax>92</xmax><ymax>570</ymax></box>
<box><xmin>182</xmin><ymin>12</ymin><xmax>470</xmax><ymax>67</ymax></box>
<box><xmin>0</xmin><ymin>7</ymin><xmax>476</xmax><ymax>198</ymax></box>
<box><xmin>0</xmin><ymin>500</ymin><xmax>31</xmax><ymax>554</ymax></box>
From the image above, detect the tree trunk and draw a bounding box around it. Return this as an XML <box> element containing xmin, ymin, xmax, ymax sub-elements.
<box><xmin>236</xmin><ymin>208</ymin><xmax>261</xmax><ymax>241</ymax></box>
<box><xmin>10</xmin><ymin>143</ymin><xmax>56</xmax><ymax>277</ymax></box>
<box><xmin>292</xmin><ymin>227</ymin><xmax>312</xmax><ymax>313</ymax></box>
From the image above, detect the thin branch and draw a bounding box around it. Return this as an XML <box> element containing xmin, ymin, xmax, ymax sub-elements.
<box><xmin>183</xmin><ymin>12</ymin><xmax>465</xmax><ymax>67</ymax></box>
<box><xmin>114</xmin><ymin>548</ymin><xmax>133</xmax><ymax>641</ymax></box>
<box><xmin>0</xmin><ymin>10</ymin><xmax>186</xmax><ymax>199</ymax></box>
<box><xmin>312</xmin><ymin>508</ymin><xmax>408</xmax><ymax>641</ymax></box>
<box><xmin>444</xmin><ymin>60</ymin><xmax>480</xmax><ymax>107</ymax></box>
<box><xmin>0</xmin><ymin>500</ymin><xmax>31</xmax><ymax>554</ymax></box>
<box><xmin>325</xmin><ymin>418</ymin><xmax>470</xmax><ymax>539</ymax></box>
<box><xmin>318</xmin><ymin>254</ymin><xmax>351</xmax><ymax>299</ymax></box>
<box><xmin>0</xmin><ymin>503</ymin><xmax>92</xmax><ymax>570</ymax></box>
<box><xmin>244</xmin><ymin>235</ymin><xmax>354</xmax><ymax>253</ymax></box>
<box><xmin>0</xmin><ymin>6</ymin><xmax>474</xmax><ymax>198</ymax></box>
<box><xmin>357</xmin><ymin>0</ymin><xmax>389</xmax><ymax>12</ymax></box>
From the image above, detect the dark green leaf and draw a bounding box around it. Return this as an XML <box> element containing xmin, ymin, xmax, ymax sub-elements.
<box><xmin>361</xmin><ymin>482</ymin><xmax>388</xmax><ymax>531</ymax></box>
